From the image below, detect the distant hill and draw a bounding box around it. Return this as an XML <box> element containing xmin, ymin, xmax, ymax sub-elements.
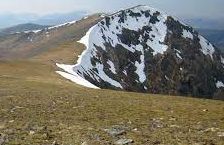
<box><xmin>0</xmin><ymin>23</ymin><xmax>49</xmax><ymax>36</ymax></box>
<box><xmin>184</xmin><ymin>18</ymin><xmax>224</xmax><ymax>30</ymax></box>
<box><xmin>0</xmin><ymin>13</ymin><xmax>39</xmax><ymax>29</ymax></box>
<box><xmin>0</xmin><ymin>14</ymin><xmax>102</xmax><ymax>60</ymax></box>
<box><xmin>197</xmin><ymin>29</ymin><xmax>224</xmax><ymax>52</ymax></box>
<box><xmin>31</xmin><ymin>11</ymin><xmax>88</xmax><ymax>26</ymax></box>
<box><xmin>0</xmin><ymin>11</ymin><xmax>87</xmax><ymax>29</ymax></box>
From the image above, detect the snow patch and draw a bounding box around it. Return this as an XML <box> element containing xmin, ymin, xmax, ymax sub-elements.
<box><xmin>100</xmin><ymin>14</ymin><xmax>106</xmax><ymax>18</ymax></box>
<box><xmin>176</xmin><ymin>53</ymin><xmax>182</xmax><ymax>59</ymax></box>
<box><xmin>174</xmin><ymin>49</ymin><xmax>182</xmax><ymax>59</ymax></box>
<box><xmin>216</xmin><ymin>81</ymin><xmax>224</xmax><ymax>88</ymax></box>
<box><xmin>48</xmin><ymin>20</ymin><xmax>76</xmax><ymax>30</ymax></box>
<box><xmin>135</xmin><ymin>53</ymin><xmax>146</xmax><ymax>83</ymax></box>
<box><xmin>84</xmin><ymin>16</ymin><xmax>89</xmax><ymax>19</ymax></box>
<box><xmin>221</xmin><ymin>56</ymin><xmax>224</xmax><ymax>65</ymax></box>
<box><xmin>77</xmin><ymin>25</ymin><xmax>97</xmax><ymax>54</ymax></box>
<box><xmin>96</xmin><ymin>5</ymin><xmax>168</xmax><ymax>55</ymax></box>
<box><xmin>146</xmin><ymin>21</ymin><xmax>168</xmax><ymax>55</ymax></box>
<box><xmin>56</xmin><ymin>71</ymin><xmax>99</xmax><ymax>89</ymax></box>
<box><xmin>24</xmin><ymin>29</ymin><xmax>41</xmax><ymax>34</ymax></box>
<box><xmin>27</xmin><ymin>36</ymin><xmax>32</xmax><ymax>42</ymax></box>
<box><xmin>182</xmin><ymin>29</ymin><xmax>193</xmax><ymax>39</ymax></box>
<box><xmin>165</xmin><ymin>75</ymin><xmax>169</xmax><ymax>80</ymax></box>
<box><xmin>175</xmin><ymin>49</ymin><xmax>181</xmax><ymax>54</ymax></box>
<box><xmin>123</xmin><ymin>70</ymin><xmax>127</xmax><ymax>76</ymax></box>
<box><xmin>59</xmin><ymin>25</ymin><xmax>123</xmax><ymax>89</ymax></box>
<box><xmin>107</xmin><ymin>60</ymin><xmax>116</xmax><ymax>74</ymax></box>
<box><xmin>92</xmin><ymin>63</ymin><xmax>123</xmax><ymax>88</ymax></box>
<box><xmin>10</xmin><ymin>29</ymin><xmax>41</xmax><ymax>34</ymax></box>
<box><xmin>199</xmin><ymin>35</ymin><xmax>215</xmax><ymax>59</ymax></box>
<box><xmin>56</xmin><ymin>64</ymin><xmax>99</xmax><ymax>89</ymax></box>
<box><xmin>32</xmin><ymin>29</ymin><xmax>42</xmax><ymax>33</ymax></box>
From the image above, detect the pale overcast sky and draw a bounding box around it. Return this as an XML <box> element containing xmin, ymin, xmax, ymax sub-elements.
<box><xmin>0</xmin><ymin>0</ymin><xmax>223</xmax><ymax>18</ymax></box>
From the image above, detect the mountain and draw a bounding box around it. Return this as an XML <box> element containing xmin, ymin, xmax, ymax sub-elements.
<box><xmin>0</xmin><ymin>5</ymin><xmax>224</xmax><ymax>144</ymax></box>
<box><xmin>0</xmin><ymin>23</ymin><xmax>49</xmax><ymax>36</ymax></box>
<box><xmin>0</xmin><ymin>5</ymin><xmax>223</xmax><ymax>99</ymax></box>
<box><xmin>197</xmin><ymin>28</ymin><xmax>224</xmax><ymax>52</ymax></box>
<box><xmin>0</xmin><ymin>11</ymin><xmax>87</xmax><ymax>29</ymax></box>
<box><xmin>56</xmin><ymin>5</ymin><xmax>224</xmax><ymax>99</ymax></box>
<box><xmin>0</xmin><ymin>13</ymin><xmax>39</xmax><ymax>29</ymax></box>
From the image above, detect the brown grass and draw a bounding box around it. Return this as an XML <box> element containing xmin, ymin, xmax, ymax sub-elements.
<box><xmin>0</xmin><ymin>60</ymin><xmax>224</xmax><ymax>145</ymax></box>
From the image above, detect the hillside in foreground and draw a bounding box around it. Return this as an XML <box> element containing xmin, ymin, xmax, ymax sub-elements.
<box><xmin>0</xmin><ymin>6</ymin><xmax>224</xmax><ymax>144</ymax></box>
<box><xmin>0</xmin><ymin>60</ymin><xmax>224</xmax><ymax>145</ymax></box>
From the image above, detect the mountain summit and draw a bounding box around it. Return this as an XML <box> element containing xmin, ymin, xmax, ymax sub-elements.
<box><xmin>57</xmin><ymin>5</ymin><xmax>224</xmax><ymax>99</ymax></box>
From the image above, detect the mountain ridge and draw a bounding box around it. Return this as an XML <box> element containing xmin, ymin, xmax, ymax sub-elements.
<box><xmin>0</xmin><ymin>23</ymin><xmax>49</xmax><ymax>36</ymax></box>
<box><xmin>0</xmin><ymin>14</ymin><xmax>102</xmax><ymax>60</ymax></box>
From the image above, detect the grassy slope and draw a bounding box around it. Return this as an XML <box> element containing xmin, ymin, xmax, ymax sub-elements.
<box><xmin>0</xmin><ymin>60</ymin><xmax>224</xmax><ymax>145</ymax></box>
<box><xmin>0</xmin><ymin>16</ymin><xmax>224</xmax><ymax>145</ymax></box>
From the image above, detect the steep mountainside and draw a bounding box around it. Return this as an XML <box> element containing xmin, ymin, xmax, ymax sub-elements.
<box><xmin>57</xmin><ymin>5</ymin><xmax>224</xmax><ymax>99</ymax></box>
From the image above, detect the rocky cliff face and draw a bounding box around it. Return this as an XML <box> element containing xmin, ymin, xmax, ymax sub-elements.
<box><xmin>57</xmin><ymin>5</ymin><xmax>224</xmax><ymax>99</ymax></box>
